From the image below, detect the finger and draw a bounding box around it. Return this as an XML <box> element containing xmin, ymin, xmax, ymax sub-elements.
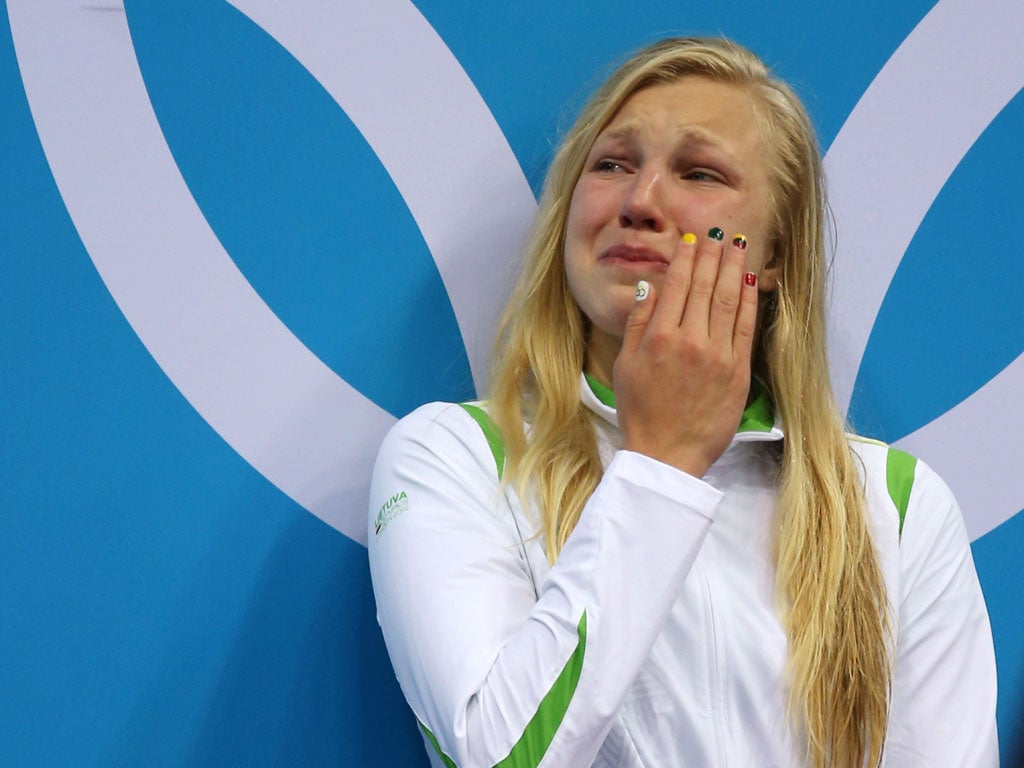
<box><xmin>708</xmin><ymin>234</ymin><xmax>749</xmax><ymax>344</ymax></box>
<box><xmin>679</xmin><ymin>227</ymin><xmax>724</xmax><ymax>335</ymax></box>
<box><xmin>732</xmin><ymin>269</ymin><xmax>759</xmax><ymax>359</ymax></box>
<box><xmin>647</xmin><ymin>232</ymin><xmax>697</xmax><ymax>331</ymax></box>
<box><xmin>620</xmin><ymin>279</ymin><xmax>657</xmax><ymax>355</ymax></box>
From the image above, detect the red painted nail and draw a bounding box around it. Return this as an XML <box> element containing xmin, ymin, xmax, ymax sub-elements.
<box><xmin>744</xmin><ymin>272</ymin><xmax>757</xmax><ymax>287</ymax></box>
<box><xmin>732</xmin><ymin>234</ymin><xmax>748</xmax><ymax>250</ymax></box>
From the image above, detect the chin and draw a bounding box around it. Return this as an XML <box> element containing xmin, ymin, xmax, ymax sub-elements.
<box><xmin>590</xmin><ymin>306</ymin><xmax>632</xmax><ymax>341</ymax></box>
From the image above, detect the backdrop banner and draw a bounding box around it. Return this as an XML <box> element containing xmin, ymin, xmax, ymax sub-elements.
<box><xmin>2</xmin><ymin>1</ymin><xmax>1021</xmax><ymax>765</ymax></box>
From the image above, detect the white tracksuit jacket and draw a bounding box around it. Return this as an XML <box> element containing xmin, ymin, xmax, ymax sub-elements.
<box><xmin>368</xmin><ymin>376</ymin><xmax>998</xmax><ymax>767</ymax></box>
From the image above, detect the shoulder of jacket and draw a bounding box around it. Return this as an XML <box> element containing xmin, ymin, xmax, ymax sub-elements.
<box><xmin>847</xmin><ymin>434</ymin><xmax>920</xmax><ymax>540</ymax></box>
<box><xmin>382</xmin><ymin>400</ymin><xmax>505</xmax><ymax>481</ymax></box>
<box><xmin>454</xmin><ymin>401</ymin><xmax>506</xmax><ymax>480</ymax></box>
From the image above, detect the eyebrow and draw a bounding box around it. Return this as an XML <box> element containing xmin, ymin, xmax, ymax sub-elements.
<box><xmin>597</xmin><ymin>122</ymin><xmax>731</xmax><ymax>155</ymax></box>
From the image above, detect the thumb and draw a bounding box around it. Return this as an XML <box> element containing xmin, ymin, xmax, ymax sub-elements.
<box><xmin>621</xmin><ymin>280</ymin><xmax>655</xmax><ymax>354</ymax></box>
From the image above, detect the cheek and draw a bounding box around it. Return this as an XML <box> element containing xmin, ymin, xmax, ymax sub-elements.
<box><xmin>743</xmin><ymin>244</ymin><xmax>770</xmax><ymax>273</ymax></box>
<box><xmin>563</xmin><ymin>185</ymin><xmax>607</xmax><ymax>285</ymax></box>
<box><xmin>562</xmin><ymin>250</ymin><xmax>634</xmax><ymax>338</ymax></box>
<box><xmin>563</xmin><ymin>214</ymin><xmax>588</xmax><ymax>290</ymax></box>
<box><xmin>742</xmin><ymin>214</ymin><xmax>776</xmax><ymax>269</ymax></box>
<box><xmin>665</xmin><ymin>195</ymin><xmax>767</xmax><ymax>247</ymax></box>
<box><xmin>717</xmin><ymin>206</ymin><xmax>774</xmax><ymax>265</ymax></box>
<box><xmin>565</xmin><ymin>178</ymin><xmax>618</xmax><ymax>239</ymax></box>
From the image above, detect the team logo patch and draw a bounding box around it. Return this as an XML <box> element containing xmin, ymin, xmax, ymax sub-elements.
<box><xmin>375</xmin><ymin>491</ymin><xmax>410</xmax><ymax>536</ymax></box>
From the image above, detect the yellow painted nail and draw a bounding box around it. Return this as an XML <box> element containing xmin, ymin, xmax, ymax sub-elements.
<box><xmin>682</xmin><ymin>232</ymin><xmax>698</xmax><ymax>244</ymax></box>
<box><xmin>732</xmin><ymin>234</ymin><xmax>748</xmax><ymax>250</ymax></box>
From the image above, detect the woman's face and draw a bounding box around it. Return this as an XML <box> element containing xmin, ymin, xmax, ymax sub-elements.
<box><xmin>564</xmin><ymin>76</ymin><xmax>778</xmax><ymax>357</ymax></box>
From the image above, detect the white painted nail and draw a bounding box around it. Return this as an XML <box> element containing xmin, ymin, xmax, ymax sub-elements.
<box><xmin>635</xmin><ymin>280</ymin><xmax>650</xmax><ymax>302</ymax></box>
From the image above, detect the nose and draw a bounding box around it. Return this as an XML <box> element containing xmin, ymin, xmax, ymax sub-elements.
<box><xmin>618</xmin><ymin>168</ymin><xmax>665</xmax><ymax>231</ymax></box>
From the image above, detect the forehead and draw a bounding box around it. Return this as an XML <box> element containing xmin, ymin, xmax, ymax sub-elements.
<box><xmin>599</xmin><ymin>77</ymin><xmax>766</xmax><ymax>160</ymax></box>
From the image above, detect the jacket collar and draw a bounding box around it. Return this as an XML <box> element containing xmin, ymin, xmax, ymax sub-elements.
<box><xmin>581</xmin><ymin>372</ymin><xmax>785</xmax><ymax>444</ymax></box>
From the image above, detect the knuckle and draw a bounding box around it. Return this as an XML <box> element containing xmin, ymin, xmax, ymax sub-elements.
<box><xmin>678</xmin><ymin>335</ymin><xmax>705</xmax><ymax>360</ymax></box>
<box><xmin>712</xmin><ymin>349</ymin><xmax>734</xmax><ymax>369</ymax></box>
<box><xmin>690</xmin><ymin>277</ymin><xmax>715</xmax><ymax>295</ymax></box>
<box><xmin>713</xmin><ymin>291</ymin><xmax>740</xmax><ymax>313</ymax></box>
<box><xmin>723</xmin><ymin>247</ymin><xmax>746</xmax><ymax>267</ymax></box>
<box><xmin>700</xmin><ymin>345</ymin><xmax>733</xmax><ymax>373</ymax></box>
<box><xmin>662</xmin><ymin>271</ymin><xmax>690</xmax><ymax>295</ymax></box>
<box><xmin>624</xmin><ymin>313</ymin><xmax>647</xmax><ymax>331</ymax></box>
<box><xmin>646</xmin><ymin>327</ymin><xmax>673</xmax><ymax>350</ymax></box>
<box><xmin>734</xmin><ymin>318</ymin><xmax>755</xmax><ymax>339</ymax></box>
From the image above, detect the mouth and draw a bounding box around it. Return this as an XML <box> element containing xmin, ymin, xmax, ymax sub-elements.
<box><xmin>598</xmin><ymin>244</ymin><xmax>670</xmax><ymax>269</ymax></box>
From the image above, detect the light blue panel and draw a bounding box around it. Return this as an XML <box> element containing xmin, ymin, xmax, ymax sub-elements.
<box><xmin>851</xmin><ymin>90</ymin><xmax>1024</xmax><ymax>442</ymax></box>
<box><xmin>126</xmin><ymin>0</ymin><xmax>475</xmax><ymax>418</ymax></box>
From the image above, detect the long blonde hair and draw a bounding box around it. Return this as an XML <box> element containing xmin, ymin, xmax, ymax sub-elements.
<box><xmin>488</xmin><ymin>37</ymin><xmax>890</xmax><ymax>768</ymax></box>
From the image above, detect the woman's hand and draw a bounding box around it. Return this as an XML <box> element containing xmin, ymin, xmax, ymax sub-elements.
<box><xmin>612</xmin><ymin>232</ymin><xmax>759</xmax><ymax>478</ymax></box>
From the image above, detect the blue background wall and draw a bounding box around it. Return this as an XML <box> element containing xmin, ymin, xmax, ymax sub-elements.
<box><xmin>2</xmin><ymin>1</ymin><xmax>1021</xmax><ymax>765</ymax></box>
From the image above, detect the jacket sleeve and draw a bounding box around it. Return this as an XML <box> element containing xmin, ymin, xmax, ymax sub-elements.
<box><xmin>884</xmin><ymin>459</ymin><xmax>999</xmax><ymax>767</ymax></box>
<box><xmin>367</xmin><ymin>402</ymin><xmax>722</xmax><ymax>768</ymax></box>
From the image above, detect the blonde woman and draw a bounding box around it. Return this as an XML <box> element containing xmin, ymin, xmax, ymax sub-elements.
<box><xmin>368</xmin><ymin>37</ymin><xmax>997</xmax><ymax>768</ymax></box>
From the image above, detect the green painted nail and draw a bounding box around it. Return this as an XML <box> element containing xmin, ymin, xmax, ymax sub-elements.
<box><xmin>708</xmin><ymin>227</ymin><xmax>724</xmax><ymax>241</ymax></box>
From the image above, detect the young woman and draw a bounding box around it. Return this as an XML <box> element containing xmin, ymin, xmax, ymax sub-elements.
<box><xmin>368</xmin><ymin>37</ymin><xmax>998</xmax><ymax>768</ymax></box>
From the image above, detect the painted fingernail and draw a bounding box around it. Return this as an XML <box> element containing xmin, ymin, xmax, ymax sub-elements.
<box><xmin>708</xmin><ymin>227</ymin><xmax>724</xmax><ymax>241</ymax></box>
<box><xmin>682</xmin><ymin>232</ymin><xmax>697</xmax><ymax>245</ymax></box>
<box><xmin>744</xmin><ymin>272</ymin><xmax>757</xmax><ymax>287</ymax></box>
<box><xmin>732</xmin><ymin>234</ymin><xmax>748</xmax><ymax>250</ymax></box>
<box><xmin>635</xmin><ymin>280</ymin><xmax>650</xmax><ymax>302</ymax></box>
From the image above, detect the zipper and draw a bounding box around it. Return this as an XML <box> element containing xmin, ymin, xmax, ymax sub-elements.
<box><xmin>701</xmin><ymin>558</ymin><xmax>729</xmax><ymax>766</ymax></box>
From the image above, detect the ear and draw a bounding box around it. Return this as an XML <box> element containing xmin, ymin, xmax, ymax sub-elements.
<box><xmin>757</xmin><ymin>248</ymin><xmax>780</xmax><ymax>292</ymax></box>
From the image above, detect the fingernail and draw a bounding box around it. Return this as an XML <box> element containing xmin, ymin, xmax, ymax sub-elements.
<box><xmin>744</xmin><ymin>272</ymin><xmax>757</xmax><ymax>287</ymax></box>
<box><xmin>635</xmin><ymin>280</ymin><xmax>650</xmax><ymax>302</ymax></box>
<box><xmin>732</xmin><ymin>234</ymin><xmax>748</xmax><ymax>250</ymax></box>
<box><xmin>708</xmin><ymin>227</ymin><xmax>724</xmax><ymax>241</ymax></box>
<box><xmin>682</xmin><ymin>232</ymin><xmax>697</xmax><ymax>245</ymax></box>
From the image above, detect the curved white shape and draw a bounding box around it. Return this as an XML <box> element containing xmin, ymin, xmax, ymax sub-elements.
<box><xmin>225</xmin><ymin>0</ymin><xmax>538</xmax><ymax>394</ymax></box>
<box><xmin>824</xmin><ymin>0</ymin><xmax>1024</xmax><ymax>540</ymax></box>
<box><xmin>896</xmin><ymin>353</ymin><xmax>1024</xmax><ymax>540</ymax></box>
<box><xmin>8</xmin><ymin>1</ymin><xmax>394</xmax><ymax>544</ymax></box>
<box><xmin>825</xmin><ymin>0</ymin><xmax>1024</xmax><ymax>416</ymax></box>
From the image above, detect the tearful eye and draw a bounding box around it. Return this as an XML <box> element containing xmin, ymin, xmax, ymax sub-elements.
<box><xmin>594</xmin><ymin>159</ymin><xmax>628</xmax><ymax>173</ymax></box>
<box><xmin>682</xmin><ymin>166</ymin><xmax>730</xmax><ymax>184</ymax></box>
